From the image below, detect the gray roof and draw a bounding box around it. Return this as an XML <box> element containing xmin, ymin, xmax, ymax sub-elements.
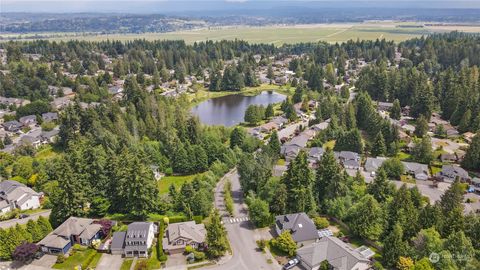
<box><xmin>165</xmin><ymin>221</ymin><xmax>206</xmax><ymax>244</ymax></box>
<box><xmin>275</xmin><ymin>213</ymin><xmax>318</xmax><ymax>243</ymax></box>
<box><xmin>438</xmin><ymin>165</ymin><xmax>470</xmax><ymax>180</ymax></box>
<box><xmin>402</xmin><ymin>162</ymin><xmax>429</xmax><ymax>175</ymax></box>
<box><xmin>42</xmin><ymin>112</ymin><xmax>58</xmax><ymax>121</ymax></box>
<box><xmin>39</xmin><ymin>217</ymin><xmax>101</xmax><ymax>249</ymax></box>
<box><xmin>288</xmin><ymin>134</ymin><xmax>310</xmax><ymax>148</ymax></box>
<box><xmin>0</xmin><ymin>180</ymin><xmax>41</xmax><ymax>203</ymax></box>
<box><xmin>111</xmin><ymin>232</ymin><xmax>126</xmax><ymax>250</ymax></box>
<box><xmin>296</xmin><ymin>237</ymin><xmax>371</xmax><ymax>270</ymax></box>
<box><xmin>364</xmin><ymin>157</ymin><xmax>387</xmax><ymax>172</ymax></box>
<box><xmin>337</xmin><ymin>151</ymin><xmax>360</xmax><ymax>161</ymax></box>
<box><xmin>124</xmin><ymin>222</ymin><xmax>155</xmax><ymax>250</ymax></box>
<box><xmin>19</xmin><ymin>115</ymin><xmax>36</xmax><ymax>123</ymax></box>
<box><xmin>309</xmin><ymin>147</ymin><xmax>324</xmax><ymax>159</ymax></box>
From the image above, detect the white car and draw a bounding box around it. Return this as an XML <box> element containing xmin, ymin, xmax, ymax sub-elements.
<box><xmin>283</xmin><ymin>258</ymin><xmax>299</xmax><ymax>269</ymax></box>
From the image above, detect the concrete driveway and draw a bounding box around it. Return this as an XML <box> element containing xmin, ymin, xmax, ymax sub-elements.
<box><xmin>0</xmin><ymin>210</ymin><xmax>51</xmax><ymax>229</ymax></box>
<box><xmin>96</xmin><ymin>254</ymin><xmax>124</xmax><ymax>270</ymax></box>
<box><xmin>164</xmin><ymin>253</ymin><xmax>186</xmax><ymax>270</ymax></box>
<box><xmin>23</xmin><ymin>254</ymin><xmax>57</xmax><ymax>269</ymax></box>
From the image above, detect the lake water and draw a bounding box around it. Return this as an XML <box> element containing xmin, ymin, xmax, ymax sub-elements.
<box><xmin>191</xmin><ymin>91</ymin><xmax>286</xmax><ymax>126</ymax></box>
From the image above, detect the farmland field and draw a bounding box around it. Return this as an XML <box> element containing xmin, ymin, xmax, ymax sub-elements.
<box><xmin>3</xmin><ymin>22</ymin><xmax>480</xmax><ymax>45</ymax></box>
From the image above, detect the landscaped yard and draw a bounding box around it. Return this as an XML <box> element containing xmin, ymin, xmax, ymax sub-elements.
<box><xmin>134</xmin><ymin>244</ymin><xmax>163</xmax><ymax>270</ymax></box>
<box><xmin>396</xmin><ymin>151</ymin><xmax>411</xmax><ymax>161</ymax></box>
<box><xmin>120</xmin><ymin>259</ymin><xmax>134</xmax><ymax>270</ymax></box>
<box><xmin>158</xmin><ymin>174</ymin><xmax>202</xmax><ymax>194</ymax></box>
<box><xmin>53</xmin><ymin>248</ymin><xmax>101</xmax><ymax>270</ymax></box>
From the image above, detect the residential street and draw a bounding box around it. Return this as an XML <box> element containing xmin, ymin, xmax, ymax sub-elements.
<box><xmin>0</xmin><ymin>209</ymin><xmax>51</xmax><ymax>229</ymax></box>
<box><xmin>207</xmin><ymin>170</ymin><xmax>280</xmax><ymax>270</ymax></box>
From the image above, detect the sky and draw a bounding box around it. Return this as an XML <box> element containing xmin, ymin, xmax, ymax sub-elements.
<box><xmin>2</xmin><ymin>0</ymin><xmax>480</xmax><ymax>13</ymax></box>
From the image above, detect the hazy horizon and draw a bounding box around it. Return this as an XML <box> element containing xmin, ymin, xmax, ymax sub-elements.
<box><xmin>2</xmin><ymin>0</ymin><xmax>480</xmax><ymax>14</ymax></box>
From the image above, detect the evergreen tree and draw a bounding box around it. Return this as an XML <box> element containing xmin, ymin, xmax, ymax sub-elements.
<box><xmin>267</xmin><ymin>130</ymin><xmax>281</xmax><ymax>157</ymax></box>
<box><xmin>4</xmin><ymin>134</ymin><xmax>12</xmax><ymax>145</ymax></box>
<box><xmin>267</xmin><ymin>65</ymin><xmax>274</xmax><ymax>80</ymax></box>
<box><xmin>462</xmin><ymin>132</ymin><xmax>480</xmax><ymax>170</ymax></box>
<box><xmin>37</xmin><ymin>216</ymin><xmax>53</xmax><ymax>237</ymax></box>
<box><xmin>246</xmin><ymin>193</ymin><xmax>272</xmax><ymax>228</ymax></box>
<box><xmin>209</xmin><ymin>69</ymin><xmax>222</xmax><ymax>91</ymax></box>
<box><xmin>50</xmin><ymin>159</ymin><xmax>87</xmax><ymax>227</ymax></box>
<box><xmin>221</xmin><ymin>65</ymin><xmax>244</xmax><ymax>91</ymax></box>
<box><xmin>230</xmin><ymin>127</ymin><xmax>246</xmax><ymax>149</ymax></box>
<box><xmin>205</xmin><ymin>209</ymin><xmax>228</xmax><ymax>258</ymax></box>
<box><xmin>390</xmin><ymin>99</ymin><xmax>402</xmax><ymax>120</ymax></box>
<box><xmin>371</xmin><ymin>132</ymin><xmax>386</xmax><ymax>157</ymax></box>
<box><xmin>307</xmin><ymin>65</ymin><xmax>324</xmax><ymax>91</ymax></box>
<box><xmin>283</xmin><ymin>151</ymin><xmax>316</xmax><ymax>214</ymax></box>
<box><xmin>458</xmin><ymin>109</ymin><xmax>472</xmax><ymax>133</ymax></box>
<box><xmin>346</xmin><ymin>194</ymin><xmax>384</xmax><ymax>240</ymax></box>
<box><xmin>315</xmin><ymin>149</ymin><xmax>345</xmax><ymax>208</ymax></box>
<box><xmin>414</xmin><ymin>115</ymin><xmax>429</xmax><ymax>138</ymax></box>
<box><xmin>383</xmin><ymin>223</ymin><xmax>408</xmax><ymax>268</ymax></box>
<box><xmin>265</xmin><ymin>104</ymin><xmax>274</xmax><ymax>119</ymax></box>
<box><xmin>367</xmin><ymin>168</ymin><xmax>395</xmax><ymax>203</ymax></box>
<box><xmin>26</xmin><ymin>220</ymin><xmax>43</xmax><ymax>243</ymax></box>
<box><xmin>443</xmin><ymin>231</ymin><xmax>474</xmax><ymax>269</ymax></box>
<box><xmin>438</xmin><ymin>180</ymin><xmax>465</xmax><ymax>237</ymax></box>
<box><xmin>412</xmin><ymin>136</ymin><xmax>433</xmax><ymax>164</ymax></box>
<box><xmin>0</xmin><ymin>228</ymin><xmax>10</xmax><ymax>260</ymax></box>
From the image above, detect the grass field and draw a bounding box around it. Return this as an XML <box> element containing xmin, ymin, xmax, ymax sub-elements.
<box><xmin>4</xmin><ymin>22</ymin><xmax>480</xmax><ymax>45</ymax></box>
<box><xmin>158</xmin><ymin>174</ymin><xmax>202</xmax><ymax>194</ymax></box>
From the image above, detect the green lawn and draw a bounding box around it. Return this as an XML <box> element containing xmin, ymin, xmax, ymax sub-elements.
<box><xmin>120</xmin><ymin>259</ymin><xmax>133</xmax><ymax>270</ymax></box>
<box><xmin>396</xmin><ymin>151</ymin><xmax>411</xmax><ymax>161</ymax></box>
<box><xmin>158</xmin><ymin>174</ymin><xmax>202</xmax><ymax>194</ymax></box>
<box><xmin>53</xmin><ymin>249</ymin><xmax>99</xmax><ymax>270</ymax></box>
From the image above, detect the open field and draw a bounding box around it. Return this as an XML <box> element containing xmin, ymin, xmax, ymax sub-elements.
<box><xmin>3</xmin><ymin>22</ymin><xmax>480</xmax><ymax>45</ymax></box>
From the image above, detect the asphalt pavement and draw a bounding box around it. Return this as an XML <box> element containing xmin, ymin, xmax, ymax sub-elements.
<box><xmin>0</xmin><ymin>209</ymin><xmax>51</xmax><ymax>229</ymax></box>
<box><xmin>207</xmin><ymin>171</ymin><xmax>280</xmax><ymax>270</ymax></box>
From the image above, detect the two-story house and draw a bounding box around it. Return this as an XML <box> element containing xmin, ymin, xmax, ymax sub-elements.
<box><xmin>0</xmin><ymin>180</ymin><xmax>42</xmax><ymax>214</ymax></box>
<box><xmin>111</xmin><ymin>222</ymin><xmax>157</xmax><ymax>258</ymax></box>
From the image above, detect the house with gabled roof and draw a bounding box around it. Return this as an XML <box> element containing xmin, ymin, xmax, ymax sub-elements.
<box><xmin>402</xmin><ymin>161</ymin><xmax>429</xmax><ymax>181</ymax></box>
<box><xmin>162</xmin><ymin>221</ymin><xmax>206</xmax><ymax>254</ymax></box>
<box><xmin>296</xmin><ymin>236</ymin><xmax>373</xmax><ymax>270</ymax></box>
<box><xmin>436</xmin><ymin>165</ymin><xmax>471</xmax><ymax>183</ymax></box>
<box><xmin>364</xmin><ymin>157</ymin><xmax>387</xmax><ymax>173</ymax></box>
<box><xmin>275</xmin><ymin>212</ymin><xmax>318</xmax><ymax>246</ymax></box>
<box><xmin>111</xmin><ymin>222</ymin><xmax>157</xmax><ymax>258</ymax></box>
<box><xmin>38</xmin><ymin>217</ymin><xmax>103</xmax><ymax>255</ymax></box>
<box><xmin>0</xmin><ymin>180</ymin><xmax>42</xmax><ymax>214</ymax></box>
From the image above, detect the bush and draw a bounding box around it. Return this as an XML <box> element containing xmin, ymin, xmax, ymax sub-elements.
<box><xmin>313</xmin><ymin>217</ymin><xmax>330</xmax><ymax>229</ymax></box>
<box><xmin>165</xmin><ymin>167</ymin><xmax>173</xmax><ymax>176</ymax></box>
<box><xmin>193</xmin><ymin>250</ymin><xmax>206</xmax><ymax>261</ymax></box>
<box><xmin>270</xmin><ymin>231</ymin><xmax>297</xmax><ymax>256</ymax></box>
<box><xmin>256</xmin><ymin>239</ymin><xmax>267</xmax><ymax>251</ymax></box>
<box><xmin>168</xmin><ymin>216</ymin><xmax>187</xmax><ymax>224</ymax></box>
<box><xmin>56</xmin><ymin>254</ymin><xmax>66</xmax><ymax>264</ymax></box>
<box><xmin>134</xmin><ymin>260</ymin><xmax>148</xmax><ymax>270</ymax></box>
<box><xmin>192</xmin><ymin>216</ymin><xmax>203</xmax><ymax>224</ymax></box>
<box><xmin>185</xmin><ymin>245</ymin><xmax>194</xmax><ymax>254</ymax></box>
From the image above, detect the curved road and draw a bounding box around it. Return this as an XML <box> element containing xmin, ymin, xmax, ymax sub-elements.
<box><xmin>208</xmin><ymin>170</ymin><xmax>280</xmax><ymax>270</ymax></box>
<box><xmin>0</xmin><ymin>209</ymin><xmax>51</xmax><ymax>229</ymax></box>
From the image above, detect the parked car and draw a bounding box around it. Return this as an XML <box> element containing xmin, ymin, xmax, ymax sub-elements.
<box><xmin>34</xmin><ymin>251</ymin><xmax>44</xmax><ymax>259</ymax></box>
<box><xmin>19</xmin><ymin>214</ymin><xmax>30</xmax><ymax>219</ymax></box>
<box><xmin>283</xmin><ymin>258</ymin><xmax>299</xmax><ymax>269</ymax></box>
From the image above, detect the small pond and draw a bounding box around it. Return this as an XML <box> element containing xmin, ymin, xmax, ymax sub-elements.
<box><xmin>191</xmin><ymin>91</ymin><xmax>286</xmax><ymax>126</ymax></box>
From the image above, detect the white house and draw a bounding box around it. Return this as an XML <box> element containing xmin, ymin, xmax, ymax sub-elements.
<box><xmin>0</xmin><ymin>180</ymin><xmax>42</xmax><ymax>214</ymax></box>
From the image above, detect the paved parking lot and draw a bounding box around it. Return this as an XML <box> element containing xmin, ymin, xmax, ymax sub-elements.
<box><xmin>96</xmin><ymin>254</ymin><xmax>124</xmax><ymax>270</ymax></box>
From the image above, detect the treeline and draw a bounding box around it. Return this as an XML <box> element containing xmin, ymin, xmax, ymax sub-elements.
<box><xmin>357</xmin><ymin>32</ymin><xmax>480</xmax><ymax>132</ymax></box>
<box><xmin>0</xmin><ymin>216</ymin><xmax>52</xmax><ymax>260</ymax></box>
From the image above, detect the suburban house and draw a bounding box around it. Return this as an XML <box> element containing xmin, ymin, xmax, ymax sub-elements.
<box><xmin>296</xmin><ymin>236</ymin><xmax>373</xmax><ymax>270</ymax></box>
<box><xmin>0</xmin><ymin>96</ymin><xmax>30</xmax><ymax>107</ymax></box>
<box><xmin>311</xmin><ymin>122</ymin><xmax>329</xmax><ymax>132</ymax></box>
<box><xmin>402</xmin><ymin>162</ymin><xmax>429</xmax><ymax>181</ymax></box>
<box><xmin>377</xmin><ymin>101</ymin><xmax>393</xmax><ymax>112</ymax></box>
<box><xmin>364</xmin><ymin>157</ymin><xmax>387</xmax><ymax>173</ymax></box>
<box><xmin>281</xmin><ymin>144</ymin><xmax>302</xmax><ymax>162</ymax></box>
<box><xmin>436</xmin><ymin>165</ymin><xmax>471</xmax><ymax>183</ymax></box>
<box><xmin>335</xmin><ymin>151</ymin><xmax>361</xmax><ymax>170</ymax></box>
<box><xmin>20</xmin><ymin>135</ymin><xmax>42</xmax><ymax>148</ymax></box>
<box><xmin>110</xmin><ymin>222</ymin><xmax>157</xmax><ymax>258</ymax></box>
<box><xmin>38</xmin><ymin>217</ymin><xmax>103</xmax><ymax>255</ymax></box>
<box><xmin>275</xmin><ymin>213</ymin><xmax>318</xmax><ymax>246</ymax></box>
<box><xmin>440</xmin><ymin>153</ymin><xmax>457</xmax><ymax>163</ymax></box>
<box><xmin>308</xmin><ymin>147</ymin><xmax>325</xmax><ymax>165</ymax></box>
<box><xmin>3</xmin><ymin>120</ymin><xmax>22</xmax><ymax>132</ymax></box>
<box><xmin>162</xmin><ymin>221</ymin><xmax>206</xmax><ymax>254</ymax></box>
<box><xmin>0</xmin><ymin>180</ymin><xmax>42</xmax><ymax>214</ymax></box>
<box><xmin>19</xmin><ymin>115</ymin><xmax>37</xmax><ymax>127</ymax></box>
<box><xmin>42</xmin><ymin>112</ymin><xmax>59</xmax><ymax>122</ymax></box>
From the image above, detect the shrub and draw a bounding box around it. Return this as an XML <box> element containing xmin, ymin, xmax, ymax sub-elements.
<box><xmin>13</xmin><ymin>242</ymin><xmax>38</xmax><ymax>263</ymax></box>
<box><xmin>270</xmin><ymin>231</ymin><xmax>297</xmax><ymax>256</ymax></box>
<box><xmin>256</xmin><ymin>239</ymin><xmax>267</xmax><ymax>251</ymax></box>
<box><xmin>134</xmin><ymin>260</ymin><xmax>148</xmax><ymax>270</ymax></box>
<box><xmin>193</xmin><ymin>250</ymin><xmax>206</xmax><ymax>261</ymax></box>
<box><xmin>168</xmin><ymin>216</ymin><xmax>187</xmax><ymax>223</ymax></box>
<box><xmin>56</xmin><ymin>254</ymin><xmax>66</xmax><ymax>264</ymax></box>
<box><xmin>313</xmin><ymin>217</ymin><xmax>330</xmax><ymax>229</ymax></box>
<box><xmin>165</xmin><ymin>167</ymin><xmax>173</xmax><ymax>176</ymax></box>
<box><xmin>185</xmin><ymin>245</ymin><xmax>194</xmax><ymax>254</ymax></box>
